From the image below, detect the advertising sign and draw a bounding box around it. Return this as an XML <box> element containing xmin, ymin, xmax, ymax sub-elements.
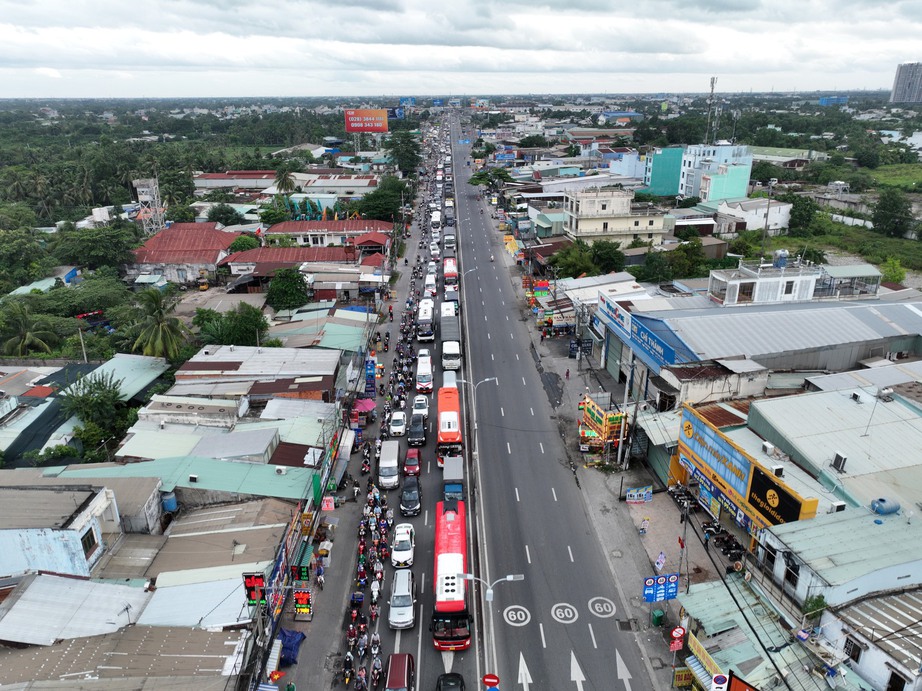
<box><xmin>292</xmin><ymin>583</ymin><xmax>312</xmax><ymax>615</ymax></box>
<box><xmin>344</xmin><ymin>109</ymin><xmax>389</xmax><ymax>133</ymax></box>
<box><xmin>680</xmin><ymin>454</ymin><xmax>754</xmax><ymax>532</ymax></box>
<box><xmin>630</xmin><ymin>317</ymin><xmax>675</xmax><ymax>367</ymax></box>
<box><xmin>681</xmin><ymin>407</ymin><xmax>751</xmax><ymax>498</ymax></box>
<box><xmin>687</xmin><ymin>632</ymin><xmax>722</xmax><ymax>677</ymax></box>
<box><xmin>399</xmin><ymin>97</ymin><xmax>416</xmax><ymax>107</ymax></box>
<box><xmin>626</xmin><ymin>485</ymin><xmax>653</xmax><ymax>504</ymax></box>
<box><xmin>673</xmin><ymin>668</ymin><xmax>694</xmax><ymax>687</ymax></box>
<box><xmin>598</xmin><ymin>293</ymin><xmax>632</xmax><ymax>338</ymax></box>
<box><xmin>642</xmin><ymin>572</ymin><xmax>680</xmax><ymax>602</ymax></box>
<box><xmin>495</xmin><ymin>153</ymin><xmax>516</xmax><ymax>161</ymax></box>
<box><xmin>243</xmin><ymin>572</ymin><xmax>266</xmax><ymax>606</ymax></box>
<box><xmin>748</xmin><ymin>466</ymin><xmax>802</xmax><ymax>525</ymax></box>
<box><xmin>388</xmin><ymin>107</ymin><xmax>405</xmax><ymax>120</ymax></box>
<box><xmin>432</xmin><ymin>99</ymin><xmax>444</xmax><ymax>106</ymax></box>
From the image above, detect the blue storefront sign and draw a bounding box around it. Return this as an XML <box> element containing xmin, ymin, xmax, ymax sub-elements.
<box><xmin>596</xmin><ymin>292</ymin><xmax>676</xmax><ymax>369</ymax></box>
<box><xmin>679</xmin><ymin>455</ymin><xmax>753</xmax><ymax>532</ymax></box>
<box><xmin>680</xmin><ymin>409</ymin><xmax>750</xmax><ymax>498</ymax></box>
<box><xmin>643</xmin><ymin>572</ymin><xmax>680</xmax><ymax>602</ymax></box>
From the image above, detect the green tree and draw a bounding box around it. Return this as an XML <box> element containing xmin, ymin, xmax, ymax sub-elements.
<box><xmin>165</xmin><ymin>205</ymin><xmax>196</xmax><ymax>223</ymax></box>
<box><xmin>197</xmin><ymin>303</ymin><xmax>269</xmax><ymax>346</ymax></box>
<box><xmin>518</xmin><ymin>134</ymin><xmax>549</xmax><ymax>148</ymax></box>
<box><xmin>468</xmin><ymin>168</ymin><xmax>515</xmax><ymax>190</ymax></box>
<box><xmin>59</xmin><ymin>370</ymin><xmax>125</xmax><ymax>435</ymax></box>
<box><xmin>750</xmin><ymin>161</ymin><xmax>785</xmax><ymax>184</ymax></box>
<box><xmin>0</xmin><ymin>302</ymin><xmax>59</xmax><ymax>355</ymax></box>
<box><xmin>129</xmin><ymin>289</ymin><xmax>189</xmax><ymax>361</ymax></box>
<box><xmin>207</xmin><ymin>203</ymin><xmax>245</xmax><ymax>227</ymax></box>
<box><xmin>274</xmin><ymin>167</ymin><xmax>297</xmax><ymax>195</ymax></box>
<box><xmin>228</xmin><ymin>235</ymin><xmax>260</xmax><ymax>254</ymax></box>
<box><xmin>881</xmin><ymin>257</ymin><xmax>907</xmax><ymax>284</ymax></box>
<box><xmin>54</xmin><ymin>224</ymin><xmax>138</xmax><ymax>269</ymax></box>
<box><xmin>383</xmin><ymin>131</ymin><xmax>422</xmax><ymax>176</ymax></box>
<box><xmin>548</xmin><ymin>240</ymin><xmax>597</xmax><ymax>278</ymax></box>
<box><xmin>589</xmin><ymin>240</ymin><xmax>625</xmax><ymax>274</ymax></box>
<box><xmin>260</xmin><ymin>203</ymin><xmax>290</xmax><ymax>227</ymax></box>
<box><xmin>668</xmin><ymin>239</ymin><xmax>708</xmax><ymax>278</ymax></box>
<box><xmin>356</xmin><ymin>176</ymin><xmax>408</xmax><ymax>221</ymax></box>
<box><xmin>0</xmin><ymin>227</ymin><xmax>55</xmax><ymax>287</ymax></box>
<box><xmin>782</xmin><ymin>194</ymin><xmax>819</xmax><ymax>235</ymax></box>
<box><xmin>565</xmin><ymin>144</ymin><xmax>581</xmax><ymax>157</ymax></box>
<box><xmin>872</xmin><ymin>188</ymin><xmax>914</xmax><ymax>238</ymax></box>
<box><xmin>265</xmin><ymin>268</ymin><xmax>308</xmax><ymax>311</ymax></box>
<box><xmin>636</xmin><ymin>251</ymin><xmax>671</xmax><ymax>283</ymax></box>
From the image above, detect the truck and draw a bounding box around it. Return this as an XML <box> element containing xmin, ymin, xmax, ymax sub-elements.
<box><xmin>442</xmin><ymin>455</ymin><xmax>464</xmax><ymax>502</ymax></box>
<box><xmin>439</xmin><ymin>313</ymin><xmax>462</xmax><ymax>370</ymax></box>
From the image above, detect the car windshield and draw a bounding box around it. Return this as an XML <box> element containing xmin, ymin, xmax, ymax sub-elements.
<box><xmin>392</xmin><ymin>594</ymin><xmax>413</xmax><ymax>607</ymax></box>
<box><xmin>402</xmin><ymin>489</ymin><xmax>419</xmax><ymax>501</ymax></box>
<box><xmin>394</xmin><ymin>538</ymin><xmax>411</xmax><ymax>551</ymax></box>
<box><xmin>380</xmin><ymin>466</ymin><xmax>398</xmax><ymax>477</ymax></box>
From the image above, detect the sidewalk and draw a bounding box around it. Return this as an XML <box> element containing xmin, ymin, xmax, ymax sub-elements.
<box><xmin>498</xmin><ymin>247</ymin><xmax>721</xmax><ymax>685</ymax></box>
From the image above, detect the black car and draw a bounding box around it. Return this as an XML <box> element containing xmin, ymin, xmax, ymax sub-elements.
<box><xmin>436</xmin><ymin>673</ymin><xmax>465</xmax><ymax>690</ymax></box>
<box><xmin>407</xmin><ymin>413</ymin><xmax>426</xmax><ymax>447</ymax></box>
<box><xmin>400</xmin><ymin>476</ymin><xmax>422</xmax><ymax>516</ymax></box>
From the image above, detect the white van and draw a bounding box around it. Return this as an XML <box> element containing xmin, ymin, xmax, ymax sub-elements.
<box><xmin>416</xmin><ymin>356</ymin><xmax>433</xmax><ymax>393</ymax></box>
<box><xmin>378</xmin><ymin>440</ymin><xmax>401</xmax><ymax>489</ymax></box>
<box><xmin>388</xmin><ymin>569</ymin><xmax>416</xmax><ymax>629</ymax></box>
<box><xmin>424</xmin><ymin>274</ymin><xmax>437</xmax><ymax>297</ymax></box>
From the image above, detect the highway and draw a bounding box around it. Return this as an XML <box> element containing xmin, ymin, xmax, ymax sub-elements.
<box><xmin>447</xmin><ymin>115</ymin><xmax>657</xmax><ymax>690</ymax></box>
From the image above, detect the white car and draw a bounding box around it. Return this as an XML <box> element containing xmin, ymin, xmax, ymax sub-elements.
<box><xmin>389</xmin><ymin>411</ymin><xmax>407</xmax><ymax>437</ymax></box>
<box><xmin>427</xmin><ymin>262</ymin><xmax>438</xmax><ymax>276</ymax></box>
<box><xmin>391</xmin><ymin>523</ymin><xmax>416</xmax><ymax>568</ymax></box>
<box><xmin>412</xmin><ymin>395</ymin><xmax>429</xmax><ymax>419</ymax></box>
<box><xmin>418</xmin><ymin>348</ymin><xmax>430</xmax><ymax>359</ymax></box>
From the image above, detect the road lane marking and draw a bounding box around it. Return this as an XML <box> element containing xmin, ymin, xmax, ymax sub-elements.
<box><xmin>515</xmin><ymin>487</ymin><xmax>520</xmax><ymax>502</ymax></box>
<box><xmin>588</xmin><ymin>623</ymin><xmax>598</xmax><ymax>649</ymax></box>
<box><xmin>588</xmin><ymin>597</ymin><xmax>617</xmax><ymax>618</ymax></box>
<box><xmin>491</xmin><ymin>353</ymin><xmax>494</xmax><ymax>361</ymax></box>
<box><xmin>487</xmin><ymin>332</ymin><xmax>491</xmax><ymax>339</ymax></box>
<box><xmin>506</xmin><ymin>315</ymin><xmax>509</xmax><ymax>321</ymax></box>
<box><xmin>539</xmin><ymin>442</ymin><xmax>544</xmax><ymax>454</ymax></box>
<box><xmin>568</xmin><ymin>545</ymin><xmax>574</xmax><ymax>562</ymax></box>
<box><xmin>525</xmin><ymin>544</ymin><xmax>531</xmax><ymax>563</ymax></box>
<box><xmin>503</xmin><ymin>605</ymin><xmax>531</xmax><ymax>626</ymax></box>
<box><xmin>395</xmin><ymin>629</ymin><xmax>401</xmax><ymax>652</ymax></box>
<box><xmin>515</xmin><ymin>353</ymin><xmax>519</xmax><ymax>360</ymax></box>
<box><xmin>552</xmin><ymin>487</ymin><xmax>558</xmax><ymax>501</ymax></box>
<box><xmin>500</xmin><ymin>407</ymin><xmax>504</xmax><ymax>417</ymax></box>
<box><xmin>530</xmin><ymin>407</ymin><xmax>534</xmax><ymax>415</ymax></box>
<box><xmin>551</xmin><ymin>603</ymin><xmax>579</xmax><ymax>624</ymax></box>
<box><xmin>506</xmin><ymin>442</ymin><xmax>511</xmax><ymax>454</ymax></box>
<box><xmin>522</xmin><ymin>377</ymin><xmax>526</xmax><ymax>386</ymax></box>
<box><xmin>484</xmin><ymin>314</ymin><xmax>487</xmax><ymax>321</ymax></box>
<box><xmin>539</xmin><ymin>623</ymin><xmax>546</xmax><ymax>648</ymax></box>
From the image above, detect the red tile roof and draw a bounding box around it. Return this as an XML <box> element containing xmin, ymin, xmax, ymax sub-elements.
<box><xmin>220</xmin><ymin>246</ymin><xmax>353</xmax><ymax>266</ymax></box>
<box><xmin>134</xmin><ymin>225</ymin><xmax>240</xmax><ymax>265</ymax></box>
<box><xmin>360</xmin><ymin>252</ymin><xmax>386</xmax><ymax>267</ymax></box>
<box><xmin>265</xmin><ymin>220</ymin><xmax>393</xmax><ymax>235</ymax></box>
<box><xmin>354</xmin><ymin>232</ymin><xmax>389</xmax><ymax>246</ymax></box>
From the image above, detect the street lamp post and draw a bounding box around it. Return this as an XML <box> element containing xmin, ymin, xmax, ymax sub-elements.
<box><xmin>458</xmin><ymin>573</ymin><xmax>524</xmax><ymax>674</ymax></box>
<box><xmin>458</xmin><ymin>377</ymin><xmax>498</xmax><ymax>432</ymax></box>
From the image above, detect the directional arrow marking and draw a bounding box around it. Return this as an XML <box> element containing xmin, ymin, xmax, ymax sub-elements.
<box><xmin>518</xmin><ymin>652</ymin><xmax>533</xmax><ymax>691</ymax></box>
<box><xmin>441</xmin><ymin>651</ymin><xmax>454</xmax><ymax>673</ymax></box>
<box><xmin>616</xmin><ymin>650</ymin><xmax>633</xmax><ymax>691</ymax></box>
<box><xmin>570</xmin><ymin>651</ymin><xmax>585</xmax><ymax>691</ymax></box>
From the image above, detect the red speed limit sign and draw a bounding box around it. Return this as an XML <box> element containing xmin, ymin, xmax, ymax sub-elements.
<box><xmin>671</xmin><ymin>626</ymin><xmax>686</xmax><ymax>640</ymax></box>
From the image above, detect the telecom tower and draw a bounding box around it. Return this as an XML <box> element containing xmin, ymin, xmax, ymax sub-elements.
<box><xmin>133</xmin><ymin>177</ymin><xmax>165</xmax><ymax>236</ymax></box>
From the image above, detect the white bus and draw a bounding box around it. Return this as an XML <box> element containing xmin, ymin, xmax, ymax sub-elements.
<box><xmin>431</xmin><ymin>211</ymin><xmax>442</xmax><ymax>230</ymax></box>
<box><xmin>417</xmin><ymin>304</ymin><xmax>435</xmax><ymax>341</ymax></box>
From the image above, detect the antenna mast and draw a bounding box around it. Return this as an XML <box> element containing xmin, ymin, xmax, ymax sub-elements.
<box><xmin>705</xmin><ymin>76</ymin><xmax>718</xmax><ymax>144</ymax></box>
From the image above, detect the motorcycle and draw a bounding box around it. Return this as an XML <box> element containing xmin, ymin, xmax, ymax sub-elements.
<box><xmin>371</xmin><ymin>665</ymin><xmax>381</xmax><ymax>689</ymax></box>
<box><xmin>361</xmin><ymin>458</ymin><xmax>371</xmax><ymax>475</ymax></box>
<box><xmin>369</xmin><ymin>603</ymin><xmax>379</xmax><ymax>624</ymax></box>
<box><xmin>343</xmin><ymin>652</ymin><xmax>355</xmax><ymax>685</ymax></box>
<box><xmin>370</xmin><ymin>580</ymin><xmax>380</xmax><ymax>605</ymax></box>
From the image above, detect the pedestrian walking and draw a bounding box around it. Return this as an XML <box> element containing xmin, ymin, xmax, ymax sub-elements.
<box><xmin>565</xmin><ymin>369</ymin><xmax>570</xmax><ymax>380</ymax></box>
<box><xmin>704</xmin><ymin>532</ymin><xmax>710</xmax><ymax>551</ymax></box>
<box><xmin>540</xmin><ymin>331</ymin><xmax>545</xmax><ymax>343</ymax></box>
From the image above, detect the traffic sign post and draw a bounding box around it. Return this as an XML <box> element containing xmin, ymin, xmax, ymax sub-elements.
<box><xmin>483</xmin><ymin>672</ymin><xmax>500</xmax><ymax>689</ymax></box>
<box><xmin>670</xmin><ymin>625</ymin><xmax>686</xmax><ymax>669</ymax></box>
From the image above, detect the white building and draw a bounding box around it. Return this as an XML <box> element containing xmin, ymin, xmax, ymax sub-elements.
<box><xmin>678</xmin><ymin>143</ymin><xmax>753</xmax><ymax>199</ymax></box>
<box><xmin>563</xmin><ymin>187</ymin><xmax>667</xmax><ymax>246</ymax></box>
<box><xmin>717</xmin><ymin>197</ymin><xmax>792</xmax><ymax>235</ymax></box>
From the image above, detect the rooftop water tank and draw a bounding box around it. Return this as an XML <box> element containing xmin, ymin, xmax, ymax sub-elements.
<box><xmin>871</xmin><ymin>497</ymin><xmax>900</xmax><ymax>515</ymax></box>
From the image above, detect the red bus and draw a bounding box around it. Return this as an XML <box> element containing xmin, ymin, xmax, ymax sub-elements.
<box><xmin>443</xmin><ymin>257</ymin><xmax>458</xmax><ymax>286</ymax></box>
<box><xmin>431</xmin><ymin>499</ymin><xmax>471</xmax><ymax>650</ymax></box>
<box><xmin>436</xmin><ymin>386</ymin><xmax>462</xmax><ymax>468</ymax></box>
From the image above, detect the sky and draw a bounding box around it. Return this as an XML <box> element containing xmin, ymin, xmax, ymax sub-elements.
<box><xmin>0</xmin><ymin>0</ymin><xmax>919</xmax><ymax>99</ymax></box>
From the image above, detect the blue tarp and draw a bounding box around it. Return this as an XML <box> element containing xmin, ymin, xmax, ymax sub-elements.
<box><xmin>278</xmin><ymin>628</ymin><xmax>306</xmax><ymax>667</ymax></box>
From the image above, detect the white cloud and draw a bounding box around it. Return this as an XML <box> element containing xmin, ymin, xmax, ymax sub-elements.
<box><xmin>0</xmin><ymin>0</ymin><xmax>916</xmax><ymax>97</ymax></box>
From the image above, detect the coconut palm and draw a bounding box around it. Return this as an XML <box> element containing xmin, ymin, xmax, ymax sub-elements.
<box><xmin>129</xmin><ymin>289</ymin><xmax>190</xmax><ymax>361</ymax></box>
<box><xmin>274</xmin><ymin>167</ymin><xmax>297</xmax><ymax>195</ymax></box>
<box><xmin>2</xmin><ymin>303</ymin><xmax>59</xmax><ymax>356</ymax></box>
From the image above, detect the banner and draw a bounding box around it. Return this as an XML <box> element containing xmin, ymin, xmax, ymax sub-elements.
<box><xmin>344</xmin><ymin>109</ymin><xmax>388</xmax><ymax>133</ymax></box>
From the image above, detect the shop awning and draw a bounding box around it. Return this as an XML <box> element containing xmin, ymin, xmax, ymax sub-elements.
<box><xmin>354</xmin><ymin>398</ymin><xmax>376</xmax><ymax>412</ymax></box>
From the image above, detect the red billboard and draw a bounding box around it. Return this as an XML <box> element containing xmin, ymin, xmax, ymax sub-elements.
<box><xmin>344</xmin><ymin>109</ymin><xmax>389</xmax><ymax>133</ymax></box>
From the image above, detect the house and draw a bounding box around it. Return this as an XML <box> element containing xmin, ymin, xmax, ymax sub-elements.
<box><xmin>220</xmin><ymin>246</ymin><xmax>355</xmax><ymax>293</ymax></box>
<box><xmin>129</xmin><ymin>223</ymin><xmax>240</xmax><ymax>284</ymax></box>
<box><xmin>563</xmin><ymin>187</ymin><xmax>667</xmax><ymax>247</ymax></box>
<box><xmin>263</xmin><ymin>219</ymin><xmax>393</xmax><ymax>248</ymax></box>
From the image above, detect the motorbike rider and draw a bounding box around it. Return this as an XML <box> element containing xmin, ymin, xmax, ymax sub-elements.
<box><xmin>343</xmin><ymin>650</ymin><xmax>355</xmax><ymax>677</ymax></box>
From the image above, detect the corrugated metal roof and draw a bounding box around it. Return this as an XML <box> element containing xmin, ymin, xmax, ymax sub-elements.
<box><xmin>806</xmin><ymin>360</ymin><xmax>922</xmax><ymax>392</ymax></box>
<box><xmin>823</xmin><ymin>264</ymin><xmax>881</xmax><ymax>278</ymax></box>
<box><xmin>838</xmin><ymin>589</ymin><xmax>922</xmax><ymax>671</ymax></box>
<box><xmin>769</xmin><ymin>510</ymin><xmax>922</xmax><ymax>587</ymax></box>
<box><xmin>136</xmin><ymin>578</ymin><xmax>248</xmax><ymax>628</ymax></box>
<box><xmin>191</xmin><ymin>427</ymin><xmax>277</xmax><ymax>459</ymax></box>
<box><xmin>634</xmin><ymin>408</ymin><xmax>682</xmax><ymax>447</ymax></box>
<box><xmin>178</xmin><ymin>345</ymin><xmax>340</xmax><ymax>378</ymax></box>
<box><xmin>0</xmin><ymin>486</ymin><xmax>96</xmax><ymax>530</ymax></box>
<box><xmin>0</xmin><ymin>574</ymin><xmax>152</xmax><ymax>646</ymax></box>
<box><xmin>52</xmin><ymin>456</ymin><xmax>317</xmax><ymax>500</ymax></box>
<box><xmin>692</xmin><ymin>400</ymin><xmax>750</xmax><ymax>428</ymax></box>
<box><xmin>116</xmin><ymin>430</ymin><xmax>202</xmax><ymax>460</ymax></box>
<box><xmin>237</xmin><ymin>417</ymin><xmax>327</xmax><ymax>447</ymax></box>
<box><xmin>261</xmin><ymin>398</ymin><xmax>336</xmax><ymax>421</ymax></box>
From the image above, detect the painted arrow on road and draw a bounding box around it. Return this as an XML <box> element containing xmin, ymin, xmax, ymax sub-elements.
<box><xmin>570</xmin><ymin>651</ymin><xmax>585</xmax><ymax>691</ymax></box>
<box><xmin>616</xmin><ymin>650</ymin><xmax>633</xmax><ymax>691</ymax></box>
<box><xmin>518</xmin><ymin>652</ymin><xmax>533</xmax><ymax>691</ymax></box>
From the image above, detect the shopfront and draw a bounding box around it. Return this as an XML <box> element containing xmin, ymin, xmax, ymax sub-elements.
<box><xmin>673</xmin><ymin>405</ymin><xmax>818</xmax><ymax>536</ymax></box>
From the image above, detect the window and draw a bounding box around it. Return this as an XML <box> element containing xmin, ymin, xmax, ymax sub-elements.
<box><xmin>602</xmin><ymin>222</ymin><xmax>608</xmax><ymax>231</ymax></box>
<box><xmin>784</xmin><ymin>281</ymin><xmax>795</xmax><ymax>295</ymax></box>
<box><xmin>763</xmin><ymin>544</ymin><xmax>777</xmax><ymax>570</ymax></box>
<box><xmin>886</xmin><ymin>672</ymin><xmax>906</xmax><ymax>691</ymax></box>
<box><xmin>844</xmin><ymin>637</ymin><xmax>862</xmax><ymax>664</ymax></box>
<box><xmin>648</xmin><ymin>220</ymin><xmax>654</xmax><ymax>226</ymax></box>
<box><xmin>601</xmin><ymin>203</ymin><xmax>607</xmax><ymax>211</ymax></box>
<box><xmin>647</xmin><ymin>233</ymin><xmax>653</xmax><ymax>239</ymax></box>
<box><xmin>634</xmin><ymin>220</ymin><xmax>639</xmax><ymax>227</ymax></box>
<box><xmin>738</xmin><ymin>281</ymin><xmax>755</xmax><ymax>303</ymax></box>
<box><xmin>633</xmin><ymin>234</ymin><xmax>639</xmax><ymax>240</ymax></box>
<box><xmin>784</xmin><ymin>561</ymin><xmax>799</xmax><ymax>589</ymax></box>
<box><xmin>81</xmin><ymin>529</ymin><xmax>98</xmax><ymax>558</ymax></box>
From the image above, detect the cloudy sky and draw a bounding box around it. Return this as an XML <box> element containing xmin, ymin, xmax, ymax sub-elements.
<box><xmin>0</xmin><ymin>0</ymin><xmax>918</xmax><ymax>99</ymax></box>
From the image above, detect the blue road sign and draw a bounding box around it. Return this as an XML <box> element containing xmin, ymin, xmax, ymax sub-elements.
<box><xmin>642</xmin><ymin>572</ymin><xmax>680</xmax><ymax>602</ymax></box>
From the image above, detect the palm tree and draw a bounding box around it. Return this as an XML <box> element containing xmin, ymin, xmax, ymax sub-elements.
<box><xmin>2</xmin><ymin>303</ymin><xmax>59</xmax><ymax>356</ymax></box>
<box><xmin>130</xmin><ymin>289</ymin><xmax>189</xmax><ymax>361</ymax></box>
<box><xmin>274</xmin><ymin>167</ymin><xmax>297</xmax><ymax>195</ymax></box>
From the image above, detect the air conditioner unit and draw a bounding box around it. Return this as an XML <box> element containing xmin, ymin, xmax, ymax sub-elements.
<box><xmin>770</xmin><ymin>464</ymin><xmax>784</xmax><ymax>478</ymax></box>
<box><xmin>189</xmin><ymin>474</ymin><xmax>198</xmax><ymax>483</ymax></box>
<box><xmin>762</xmin><ymin>441</ymin><xmax>775</xmax><ymax>456</ymax></box>
<box><xmin>829</xmin><ymin>501</ymin><xmax>847</xmax><ymax>513</ymax></box>
<box><xmin>275</xmin><ymin>466</ymin><xmax>288</xmax><ymax>476</ymax></box>
<box><xmin>832</xmin><ymin>453</ymin><xmax>847</xmax><ymax>472</ymax></box>
<box><xmin>850</xmin><ymin>392</ymin><xmax>862</xmax><ymax>403</ymax></box>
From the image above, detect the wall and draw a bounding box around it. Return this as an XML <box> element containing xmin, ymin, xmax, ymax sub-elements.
<box><xmin>644</xmin><ymin>147</ymin><xmax>684</xmax><ymax>197</ymax></box>
<box><xmin>659</xmin><ymin>370</ymin><xmax>769</xmax><ymax>404</ymax></box>
<box><xmin>700</xmin><ymin>165</ymin><xmax>751</xmax><ymax>203</ymax></box>
<box><xmin>820</xmin><ymin>618</ymin><xmax>918</xmax><ymax>691</ymax></box>
<box><xmin>0</xmin><ymin>528</ymin><xmax>91</xmax><ymax>578</ymax></box>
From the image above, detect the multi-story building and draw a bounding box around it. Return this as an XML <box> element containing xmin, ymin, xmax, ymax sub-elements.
<box><xmin>563</xmin><ymin>187</ymin><xmax>667</xmax><ymax>247</ymax></box>
<box><xmin>678</xmin><ymin>143</ymin><xmax>752</xmax><ymax>200</ymax></box>
<box><xmin>890</xmin><ymin>62</ymin><xmax>922</xmax><ymax>103</ymax></box>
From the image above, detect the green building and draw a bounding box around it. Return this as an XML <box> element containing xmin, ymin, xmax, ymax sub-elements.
<box><xmin>642</xmin><ymin>146</ymin><xmax>684</xmax><ymax>197</ymax></box>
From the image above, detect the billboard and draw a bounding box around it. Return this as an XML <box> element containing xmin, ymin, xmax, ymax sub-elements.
<box><xmin>387</xmin><ymin>107</ymin><xmax>405</xmax><ymax>120</ymax></box>
<box><xmin>432</xmin><ymin>99</ymin><xmax>444</xmax><ymax>106</ymax></box>
<box><xmin>344</xmin><ymin>109</ymin><xmax>389</xmax><ymax>133</ymax></box>
<box><xmin>399</xmin><ymin>97</ymin><xmax>416</xmax><ymax>107</ymax></box>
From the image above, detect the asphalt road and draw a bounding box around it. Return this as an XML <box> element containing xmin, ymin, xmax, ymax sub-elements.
<box><xmin>446</xmin><ymin>116</ymin><xmax>657</xmax><ymax>691</ymax></box>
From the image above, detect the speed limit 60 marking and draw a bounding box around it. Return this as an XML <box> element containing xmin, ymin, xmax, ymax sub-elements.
<box><xmin>551</xmin><ymin>602</ymin><xmax>578</xmax><ymax>624</ymax></box>
<box><xmin>503</xmin><ymin>605</ymin><xmax>531</xmax><ymax>627</ymax></box>
<box><xmin>588</xmin><ymin>596</ymin><xmax>617</xmax><ymax>618</ymax></box>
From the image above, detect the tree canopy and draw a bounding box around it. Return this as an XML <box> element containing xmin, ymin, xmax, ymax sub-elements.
<box><xmin>355</xmin><ymin>176</ymin><xmax>408</xmax><ymax>221</ymax></box>
<box><xmin>382</xmin><ymin>131</ymin><xmax>422</xmax><ymax>176</ymax></box>
<box><xmin>266</xmin><ymin>268</ymin><xmax>308</xmax><ymax>311</ymax></box>
<box><xmin>872</xmin><ymin>188</ymin><xmax>915</xmax><ymax>239</ymax></box>
<box><xmin>228</xmin><ymin>235</ymin><xmax>260</xmax><ymax>254</ymax></box>
<box><xmin>207</xmin><ymin>203</ymin><xmax>245</xmax><ymax>227</ymax></box>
